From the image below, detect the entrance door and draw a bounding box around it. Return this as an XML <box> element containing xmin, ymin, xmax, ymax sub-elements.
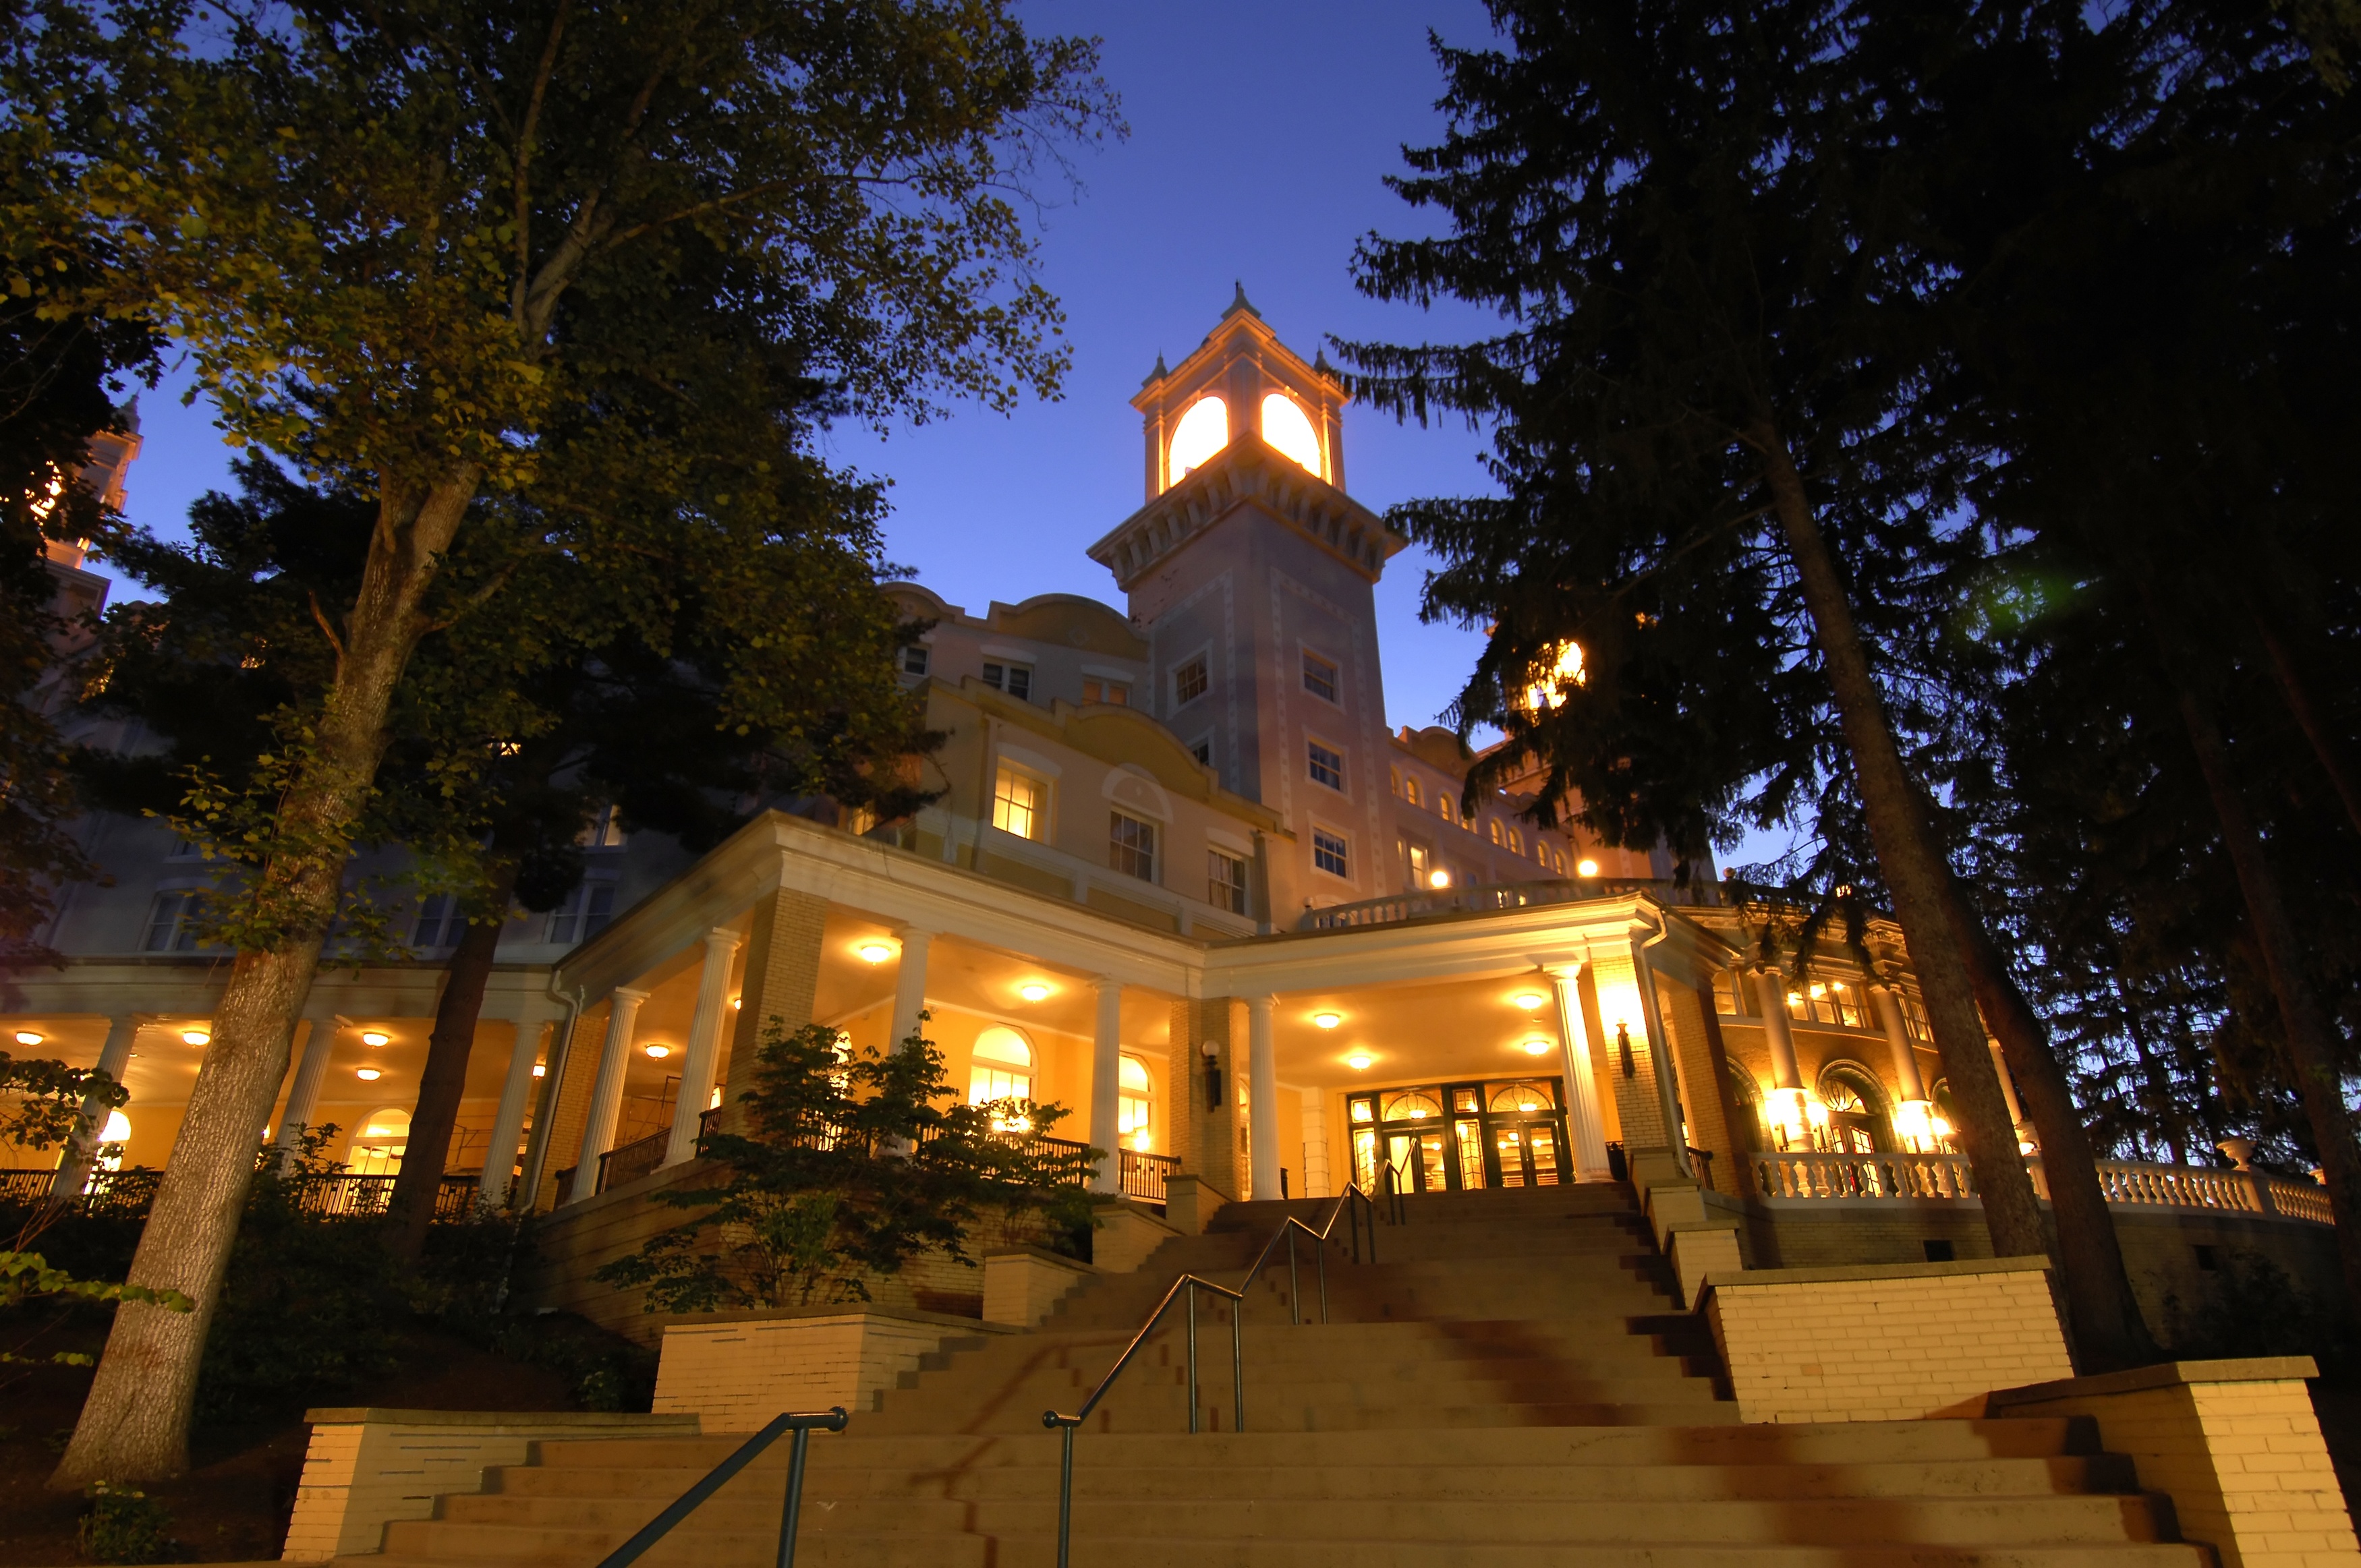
<box><xmin>1491</xmin><ymin>1120</ymin><xmax>1562</xmax><ymax>1187</ymax></box>
<box><xmin>1386</xmin><ymin>1129</ymin><xmax>1451</xmax><ymax>1193</ymax></box>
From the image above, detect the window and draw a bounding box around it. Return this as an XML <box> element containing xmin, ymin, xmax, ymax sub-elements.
<box><xmin>545</xmin><ymin>881</ymin><xmax>616</xmax><ymax>945</ymax></box>
<box><xmin>1404</xmin><ymin>840</ymin><xmax>1432</xmax><ymax>890</ymax></box>
<box><xmin>1507</xmin><ymin>825</ymin><xmax>1524</xmax><ymax>854</ymax></box>
<box><xmin>1302</xmin><ymin>650</ymin><xmax>1338</xmax><ymax>703</ymax></box>
<box><xmin>1549</xmin><ymin>846</ymin><xmax>1564</xmax><ymax>873</ymax></box>
<box><xmin>1207</xmin><ymin>848</ymin><xmax>1249</xmax><ymax>914</ymax></box>
<box><xmin>1488</xmin><ymin>818</ymin><xmax>1504</xmax><ymax>846</ymax></box>
<box><xmin>969</xmin><ymin>1026</ymin><xmax>1035</xmax><ymax>1109</ymax></box>
<box><xmin>165</xmin><ymin>836</ymin><xmax>203</xmax><ymax>861</ymax></box>
<box><xmin>1402</xmin><ymin>774</ymin><xmax>1421</xmax><ymax>807</ymax></box>
<box><xmin>577</xmin><ymin>805</ymin><xmax>627</xmax><ymax>848</ymax></box>
<box><xmin>992</xmin><ymin>765</ymin><xmax>1047</xmax><ymax>840</ymax></box>
<box><xmin>143</xmin><ymin>891</ymin><xmax>205</xmax><ymax>952</ymax></box>
<box><xmin>1188</xmin><ymin>735</ymin><xmax>1212</xmax><ymax>768</ymax></box>
<box><xmin>1308</xmin><ymin>740</ymin><xmax>1344</xmax><ymax>791</ymax></box>
<box><xmin>982</xmin><ymin>661</ymin><xmax>1033</xmax><ymax>701</ymax></box>
<box><xmin>1173</xmin><ymin>656</ymin><xmax>1208</xmax><ymax>707</ymax></box>
<box><xmin>1083</xmin><ymin>678</ymin><xmax>1130</xmax><ymax>706</ymax></box>
<box><xmin>1438</xmin><ymin>791</ymin><xmax>1455</xmax><ymax>823</ymax></box>
<box><xmin>1118</xmin><ymin>1054</ymin><xmax>1154</xmax><ymax>1150</ymax></box>
<box><xmin>1313</xmin><ymin>826</ymin><xmax>1350</xmax><ymax>878</ymax></box>
<box><xmin>899</xmin><ymin>644</ymin><xmax>930</xmax><ymax>676</ymax></box>
<box><xmin>1110</xmin><ymin>811</ymin><xmax>1157</xmax><ymax>881</ymax></box>
<box><xmin>1168</xmin><ymin>396</ymin><xmax>1228</xmax><ymax>484</ymax></box>
<box><xmin>413</xmin><ymin>893</ymin><xmax>461</xmax><ymax>948</ymax></box>
<box><xmin>350</xmin><ymin>1108</ymin><xmax>410</xmax><ymax>1177</ymax></box>
<box><xmin>1260</xmin><ymin>393</ymin><xmax>1324</xmax><ymax>478</ymax></box>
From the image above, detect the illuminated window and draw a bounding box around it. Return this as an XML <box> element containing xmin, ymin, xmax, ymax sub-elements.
<box><xmin>992</xmin><ymin>765</ymin><xmax>1047</xmax><ymax>840</ymax></box>
<box><xmin>1308</xmin><ymin>740</ymin><xmax>1344</xmax><ymax>791</ymax></box>
<box><xmin>1405</xmin><ymin>840</ymin><xmax>1432</xmax><ymax>888</ymax></box>
<box><xmin>1207</xmin><ymin>848</ymin><xmax>1249</xmax><ymax>914</ymax></box>
<box><xmin>969</xmin><ymin>1026</ymin><xmax>1035</xmax><ymax>1107</ymax></box>
<box><xmin>1110</xmin><ymin>811</ymin><xmax>1157</xmax><ymax>881</ymax></box>
<box><xmin>1404</xmin><ymin>775</ymin><xmax>1422</xmax><ymax>807</ymax></box>
<box><xmin>1118</xmin><ymin>1055</ymin><xmax>1154</xmax><ymax>1149</ymax></box>
<box><xmin>577</xmin><ymin>804</ymin><xmax>627</xmax><ymax>848</ymax></box>
<box><xmin>1083</xmin><ymin>678</ymin><xmax>1129</xmax><ymax>706</ymax></box>
<box><xmin>1507</xmin><ymin>826</ymin><xmax>1524</xmax><ymax>854</ymax></box>
<box><xmin>351</xmin><ymin>1108</ymin><xmax>411</xmax><ymax>1177</ymax></box>
<box><xmin>1168</xmin><ymin>396</ymin><xmax>1228</xmax><ymax>484</ymax></box>
<box><xmin>1313</xmin><ymin>827</ymin><xmax>1350</xmax><ymax>878</ymax></box>
<box><xmin>1302</xmin><ymin>650</ymin><xmax>1338</xmax><ymax>703</ymax></box>
<box><xmin>1488</xmin><ymin>818</ymin><xmax>1504</xmax><ymax>846</ymax></box>
<box><xmin>1173</xmin><ymin>655</ymin><xmax>1208</xmax><ymax>705</ymax></box>
<box><xmin>1259</xmin><ymin>393</ymin><xmax>1323</xmax><ymax>477</ymax></box>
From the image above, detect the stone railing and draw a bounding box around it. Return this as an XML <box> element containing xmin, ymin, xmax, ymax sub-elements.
<box><xmin>1302</xmin><ymin>875</ymin><xmax>1721</xmax><ymax>932</ymax></box>
<box><xmin>1751</xmin><ymin>1151</ymin><xmax>2333</xmax><ymax>1225</ymax></box>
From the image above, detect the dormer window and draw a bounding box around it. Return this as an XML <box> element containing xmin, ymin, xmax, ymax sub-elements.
<box><xmin>1168</xmin><ymin>396</ymin><xmax>1228</xmax><ymax>484</ymax></box>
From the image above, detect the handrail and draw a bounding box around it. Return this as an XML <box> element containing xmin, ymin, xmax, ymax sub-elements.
<box><xmin>591</xmin><ymin>1406</ymin><xmax>848</xmax><ymax>1568</ymax></box>
<box><xmin>1042</xmin><ymin>1272</ymin><xmax>1244</xmax><ymax>1568</ymax></box>
<box><xmin>1234</xmin><ymin>1157</ymin><xmax>1405</xmax><ymax>1327</ymax></box>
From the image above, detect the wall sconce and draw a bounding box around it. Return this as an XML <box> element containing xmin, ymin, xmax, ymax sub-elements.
<box><xmin>1892</xmin><ymin>1098</ymin><xmax>1935</xmax><ymax>1151</ymax></box>
<box><xmin>1576</xmin><ymin>858</ymin><xmax>1600</xmax><ymax>877</ymax></box>
<box><xmin>1767</xmin><ymin>1086</ymin><xmax>1811</xmax><ymax>1148</ymax></box>
<box><xmin>1616</xmin><ymin>1021</ymin><xmax>1635</xmax><ymax>1078</ymax></box>
<box><xmin>1201</xmin><ymin>1039</ymin><xmax>1223</xmax><ymax>1112</ymax></box>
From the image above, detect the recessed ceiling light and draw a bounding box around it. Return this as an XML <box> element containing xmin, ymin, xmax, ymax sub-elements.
<box><xmin>1019</xmin><ymin>983</ymin><xmax>1051</xmax><ymax>1003</ymax></box>
<box><xmin>855</xmin><ymin>941</ymin><xmax>895</xmax><ymax>964</ymax></box>
<box><xmin>355</xmin><ymin>1067</ymin><xmax>382</xmax><ymax>1081</ymax></box>
<box><xmin>1512</xmin><ymin>992</ymin><xmax>1546</xmax><ymax>1012</ymax></box>
<box><xmin>13</xmin><ymin>1030</ymin><xmax>42</xmax><ymax>1046</ymax></box>
<box><xmin>644</xmin><ymin>1043</ymin><xmax>671</xmax><ymax>1059</ymax></box>
<box><xmin>1346</xmin><ymin>1051</ymin><xmax>1373</xmax><ymax>1070</ymax></box>
<box><xmin>360</xmin><ymin>1030</ymin><xmax>389</xmax><ymax>1047</ymax></box>
<box><xmin>182</xmin><ymin>1029</ymin><xmax>210</xmax><ymax>1046</ymax></box>
<box><xmin>1576</xmin><ymin>858</ymin><xmax>1600</xmax><ymax>877</ymax></box>
<box><xmin>1312</xmin><ymin>1012</ymin><xmax>1342</xmax><ymax>1030</ymax></box>
<box><xmin>1522</xmin><ymin>1038</ymin><xmax>1554</xmax><ymax>1056</ymax></box>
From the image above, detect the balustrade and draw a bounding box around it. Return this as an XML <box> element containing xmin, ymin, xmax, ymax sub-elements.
<box><xmin>1748</xmin><ymin>1149</ymin><xmax>2333</xmax><ymax>1226</ymax></box>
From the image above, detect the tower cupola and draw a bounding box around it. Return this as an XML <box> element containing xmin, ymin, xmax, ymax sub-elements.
<box><xmin>1132</xmin><ymin>283</ymin><xmax>1348</xmax><ymax>501</ymax></box>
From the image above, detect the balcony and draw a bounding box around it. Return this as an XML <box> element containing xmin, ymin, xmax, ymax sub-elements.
<box><xmin>3</xmin><ymin>1166</ymin><xmax>484</xmax><ymax>1222</ymax></box>
<box><xmin>1751</xmin><ymin>1149</ymin><xmax>2333</xmax><ymax>1225</ymax></box>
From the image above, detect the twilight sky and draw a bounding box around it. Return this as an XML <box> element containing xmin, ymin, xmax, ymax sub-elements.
<box><xmin>104</xmin><ymin>0</ymin><xmax>1511</xmax><ymax>744</ymax></box>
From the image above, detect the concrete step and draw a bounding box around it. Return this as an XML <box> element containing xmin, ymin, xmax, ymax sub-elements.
<box><xmin>358</xmin><ymin>1543</ymin><xmax>2203</xmax><ymax>1568</ymax></box>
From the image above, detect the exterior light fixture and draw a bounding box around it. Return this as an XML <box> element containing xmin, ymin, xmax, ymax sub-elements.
<box><xmin>1521</xmin><ymin>1038</ymin><xmax>1554</xmax><ymax>1056</ymax></box>
<box><xmin>855</xmin><ymin>941</ymin><xmax>895</xmax><ymax>964</ymax></box>
<box><xmin>1427</xmin><ymin>869</ymin><xmax>1452</xmax><ymax>890</ymax></box>
<box><xmin>1312</xmin><ymin>1012</ymin><xmax>1342</xmax><ymax>1030</ymax></box>
<box><xmin>13</xmin><ymin>1030</ymin><xmax>42</xmax><ymax>1046</ymax></box>
<box><xmin>182</xmin><ymin>1029</ymin><xmax>210</xmax><ymax>1046</ymax></box>
<box><xmin>1512</xmin><ymin>992</ymin><xmax>1545</xmax><ymax>1012</ymax></box>
<box><xmin>1576</xmin><ymin>858</ymin><xmax>1601</xmax><ymax>878</ymax></box>
<box><xmin>644</xmin><ymin>1043</ymin><xmax>671</xmax><ymax>1059</ymax></box>
<box><xmin>731</xmin><ymin>997</ymin><xmax>742</xmax><ymax>1010</ymax></box>
<box><xmin>361</xmin><ymin>1030</ymin><xmax>389</xmax><ymax>1047</ymax></box>
<box><xmin>1019</xmin><ymin>982</ymin><xmax>1052</xmax><ymax>1003</ymax></box>
<box><xmin>355</xmin><ymin>1067</ymin><xmax>382</xmax><ymax>1081</ymax></box>
<box><xmin>531</xmin><ymin>1063</ymin><xmax>547</xmax><ymax>1078</ymax></box>
<box><xmin>1346</xmin><ymin>1051</ymin><xmax>1373</xmax><ymax>1071</ymax></box>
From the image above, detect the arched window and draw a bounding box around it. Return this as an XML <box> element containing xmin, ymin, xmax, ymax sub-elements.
<box><xmin>1403</xmin><ymin>775</ymin><xmax>1421</xmax><ymax>807</ymax></box>
<box><xmin>1168</xmin><ymin>397</ymin><xmax>1228</xmax><ymax>484</ymax></box>
<box><xmin>1259</xmin><ymin>393</ymin><xmax>1323</xmax><ymax>477</ymax></box>
<box><xmin>1379</xmin><ymin>1088</ymin><xmax>1444</xmax><ymax>1122</ymax></box>
<box><xmin>1815</xmin><ymin>1064</ymin><xmax>1889</xmax><ymax>1154</ymax></box>
<box><xmin>1487</xmin><ymin>1081</ymin><xmax>1555</xmax><ymax>1115</ymax></box>
<box><xmin>1117</xmin><ymin>1054</ymin><xmax>1154</xmax><ymax>1150</ymax></box>
<box><xmin>351</xmin><ymin>1108</ymin><xmax>411</xmax><ymax>1176</ymax></box>
<box><xmin>90</xmin><ymin>1109</ymin><xmax>132</xmax><ymax>1174</ymax></box>
<box><xmin>968</xmin><ymin>1026</ymin><xmax>1035</xmax><ymax>1106</ymax></box>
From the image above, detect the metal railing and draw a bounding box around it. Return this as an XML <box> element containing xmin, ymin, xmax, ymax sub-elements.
<box><xmin>596</xmin><ymin>1130</ymin><xmax>669</xmax><ymax>1194</ymax></box>
<box><xmin>2</xmin><ymin>1167</ymin><xmax>480</xmax><ymax>1221</ymax></box>
<box><xmin>1037</xmin><ymin>1161</ymin><xmax>1404</xmax><ymax>1568</ymax></box>
<box><xmin>589</xmin><ymin>1405</ymin><xmax>847</xmax><ymax>1568</ymax></box>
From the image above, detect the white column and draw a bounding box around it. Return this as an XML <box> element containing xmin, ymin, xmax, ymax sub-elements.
<box><xmin>1989</xmin><ymin>1039</ymin><xmax>2028</xmax><ymax>1128</ymax></box>
<box><xmin>665</xmin><ymin>928</ymin><xmax>743</xmax><ymax>1168</ymax></box>
<box><xmin>1870</xmin><ymin>984</ymin><xmax>1928</xmax><ymax>1101</ymax></box>
<box><xmin>1246</xmin><ymin>995</ymin><xmax>1279</xmax><ymax>1201</ymax></box>
<box><xmin>1087</xmin><ymin>977</ymin><xmax>1124</xmax><ymax>1194</ymax></box>
<box><xmin>568</xmin><ymin>986</ymin><xmax>648</xmax><ymax>1205</ymax></box>
<box><xmin>480</xmin><ymin>1003</ymin><xmax>549</xmax><ymax>1209</ymax></box>
<box><xmin>888</xmin><ymin>929</ymin><xmax>934</xmax><ymax>1051</ymax></box>
<box><xmin>1754</xmin><ymin>968</ymin><xmax>1810</xmax><ymax>1148</ymax></box>
<box><xmin>51</xmin><ymin>1014</ymin><xmax>139</xmax><ymax>1198</ymax></box>
<box><xmin>273</xmin><ymin>1010</ymin><xmax>339</xmax><ymax>1171</ymax></box>
<box><xmin>1299</xmin><ymin>1091</ymin><xmax>1331</xmax><ymax>1198</ymax></box>
<box><xmin>1549</xmin><ymin>971</ymin><xmax>1611</xmax><ymax>1181</ymax></box>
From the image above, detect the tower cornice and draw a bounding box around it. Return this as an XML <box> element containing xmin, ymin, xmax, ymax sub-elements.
<box><xmin>1086</xmin><ymin>432</ymin><xmax>1404</xmax><ymax>591</ymax></box>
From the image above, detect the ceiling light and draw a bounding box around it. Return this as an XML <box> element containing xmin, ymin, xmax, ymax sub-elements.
<box><xmin>1576</xmin><ymin>858</ymin><xmax>1600</xmax><ymax>877</ymax></box>
<box><xmin>1346</xmin><ymin>1051</ymin><xmax>1373</xmax><ymax>1070</ymax></box>
<box><xmin>181</xmin><ymin>1029</ymin><xmax>210</xmax><ymax>1046</ymax></box>
<box><xmin>1312</xmin><ymin>1012</ymin><xmax>1342</xmax><ymax>1030</ymax></box>
<box><xmin>531</xmin><ymin>1063</ymin><xmax>547</xmax><ymax>1078</ymax></box>
<box><xmin>1522</xmin><ymin>1038</ymin><xmax>1554</xmax><ymax>1056</ymax></box>
<box><xmin>1427</xmin><ymin>869</ymin><xmax>1452</xmax><ymax>890</ymax></box>
<box><xmin>355</xmin><ymin>1067</ymin><xmax>382</xmax><ymax>1081</ymax></box>
<box><xmin>644</xmin><ymin>1043</ymin><xmax>671</xmax><ymax>1059</ymax></box>
<box><xmin>1019</xmin><ymin>983</ymin><xmax>1051</xmax><ymax>1003</ymax></box>
<box><xmin>13</xmin><ymin>1030</ymin><xmax>42</xmax><ymax>1046</ymax></box>
<box><xmin>855</xmin><ymin>941</ymin><xmax>895</xmax><ymax>964</ymax></box>
<box><xmin>1512</xmin><ymin>992</ymin><xmax>1545</xmax><ymax>1012</ymax></box>
<box><xmin>361</xmin><ymin>1030</ymin><xmax>389</xmax><ymax>1047</ymax></box>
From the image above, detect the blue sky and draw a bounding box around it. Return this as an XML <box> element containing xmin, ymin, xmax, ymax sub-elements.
<box><xmin>106</xmin><ymin>0</ymin><xmax>1512</xmax><ymax>743</ymax></box>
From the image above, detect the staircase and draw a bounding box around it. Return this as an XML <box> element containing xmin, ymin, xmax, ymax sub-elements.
<box><xmin>355</xmin><ymin>1183</ymin><xmax>2204</xmax><ymax>1565</ymax></box>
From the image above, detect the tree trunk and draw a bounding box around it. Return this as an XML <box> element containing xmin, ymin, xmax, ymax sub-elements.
<box><xmin>1941</xmin><ymin>875</ymin><xmax>2161</xmax><ymax>1368</ymax></box>
<box><xmin>2145</xmin><ymin>620</ymin><xmax>2361</xmax><ymax>1310</ymax></box>
<box><xmin>51</xmin><ymin>468</ymin><xmax>482</xmax><ymax>1487</ymax></box>
<box><xmin>2114</xmin><ymin>982</ymin><xmax>2187</xmax><ymax>1168</ymax></box>
<box><xmin>2256</xmin><ymin>618</ymin><xmax>2361</xmax><ymax>842</ymax></box>
<box><xmin>1751</xmin><ymin>422</ymin><xmax>2051</xmax><ymax>1262</ymax></box>
<box><xmin>383</xmin><ymin>852</ymin><xmax>523</xmax><ymax>1263</ymax></box>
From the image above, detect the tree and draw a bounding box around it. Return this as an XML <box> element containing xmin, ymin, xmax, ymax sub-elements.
<box><xmin>1338</xmin><ymin>0</ymin><xmax>2163</xmax><ymax>1366</ymax></box>
<box><xmin>596</xmin><ymin>1018</ymin><xmax>1095</xmax><ymax>1310</ymax></box>
<box><xmin>31</xmin><ymin>0</ymin><xmax>1116</xmax><ymax>1484</ymax></box>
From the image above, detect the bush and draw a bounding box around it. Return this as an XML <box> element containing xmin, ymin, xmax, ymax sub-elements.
<box><xmin>2161</xmin><ymin>1248</ymin><xmax>2356</xmax><ymax>1373</ymax></box>
<box><xmin>77</xmin><ymin>1482</ymin><xmax>178</xmax><ymax>1564</ymax></box>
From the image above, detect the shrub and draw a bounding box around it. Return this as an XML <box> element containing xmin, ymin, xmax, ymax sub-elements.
<box><xmin>76</xmin><ymin>1482</ymin><xmax>178</xmax><ymax>1564</ymax></box>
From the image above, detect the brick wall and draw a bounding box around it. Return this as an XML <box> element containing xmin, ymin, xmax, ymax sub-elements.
<box><xmin>533</xmin><ymin>1001</ymin><xmax>608</xmax><ymax>1211</ymax></box>
<box><xmin>650</xmin><ymin>1310</ymin><xmax>1004</xmax><ymax>1431</ymax></box>
<box><xmin>722</xmin><ymin>886</ymin><xmax>827</xmax><ymax>1099</ymax></box>
<box><xmin>1991</xmin><ymin>1358</ymin><xmax>2361</xmax><ymax>1568</ymax></box>
<box><xmin>1704</xmin><ymin>1256</ymin><xmax>2074</xmax><ymax>1423</ymax></box>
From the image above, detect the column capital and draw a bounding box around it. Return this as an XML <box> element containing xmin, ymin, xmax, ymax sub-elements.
<box><xmin>611</xmin><ymin>985</ymin><xmax>651</xmax><ymax>1006</ymax></box>
<box><xmin>704</xmin><ymin>925</ymin><xmax>745</xmax><ymax>950</ymax></box>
